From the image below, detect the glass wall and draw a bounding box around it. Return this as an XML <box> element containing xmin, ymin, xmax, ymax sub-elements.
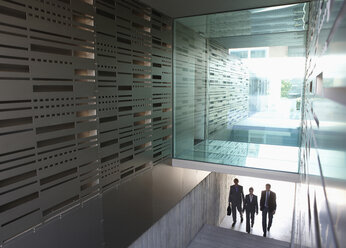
<box><xmin>292</xmin><ymin>1</ymin><xmax>346</xmax><ymax>247</ymax></box>
<box><xmin>173</xmin><ymin>3</ymin><xmax>309</xmax><ymax>173</ymax></box>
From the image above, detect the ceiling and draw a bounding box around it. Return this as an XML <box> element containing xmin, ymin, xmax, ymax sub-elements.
<box><xmin>140</xmin><ymin>0</ymin><xmax>308</xmax><ymax>18</ymax></box>
<box><xmin>176</xmin><ymin>3</ymin><xmax>309</xmax><ymax>51</ymax></box>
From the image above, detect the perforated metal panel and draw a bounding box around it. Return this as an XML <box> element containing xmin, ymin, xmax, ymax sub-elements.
<box><xmin>173</xmin><ymin>22</ymin><xmax>248</xmax><ymax>157</ymax></box>
<box><xmin>174</xmin><ymin>21</ymin><xmax>207</xmax><ymax>155</ymax></box>
<box><xmin>207</xmin><ymin>42</ymin><xmax>249</xmax><ymax>134</ymax></box>
<box><xmin>0</xmin><ymin>0</ymin><xmax>172</xmax><ymax>244</ymax></box>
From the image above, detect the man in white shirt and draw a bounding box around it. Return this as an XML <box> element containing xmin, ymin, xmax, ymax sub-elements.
<box><xmin>260</xmin><ymin>183</ymin><xmax>277</xmax><ymax>237</ymax></box>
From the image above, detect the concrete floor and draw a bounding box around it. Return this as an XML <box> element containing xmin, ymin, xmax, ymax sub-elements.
<box><xmin>188</xmin><ymin>224</ymin><xmax>290</xmax><ymax>248</ymax></box>
<box><xmin>219</xmin><ymin>176</ymin><xmax>295</xmax><ymax>242</ymax></box>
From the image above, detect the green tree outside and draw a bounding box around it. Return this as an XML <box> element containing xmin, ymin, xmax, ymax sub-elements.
<box><xmin>281</xmin><ymin>80</ymin><xmax>292</xmax><ymax>97</ymax></box>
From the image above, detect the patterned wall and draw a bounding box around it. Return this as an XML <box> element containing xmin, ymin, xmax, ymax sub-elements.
<box><xmin>293</xmin><ymin>0</ymin><xmax>346</xmax><ymax>247</ymax></box>
<box><xmin>0</xmin><ymin>0</ymin><xmax>172</xmax><ymax>244</ymax></box>
<box><xmin>174</xmin><ymin>21</ymin><xmax>249</xmax><ymax>158</ymax></box>
<box><xmin>174</xmin><ymin>21</ymin><xmax>207</xmax><ymax>156</ymax></box>
<box><xmin>208</xmin><ymin>41</ymin><xmax>249</xmax><ymax>135</ymax></box>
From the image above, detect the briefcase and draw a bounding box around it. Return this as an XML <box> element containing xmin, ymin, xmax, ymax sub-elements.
<box><xmin>227</xmin><ymin>204</ymin><xmax>232</xmax><ymax>216</ymax></box>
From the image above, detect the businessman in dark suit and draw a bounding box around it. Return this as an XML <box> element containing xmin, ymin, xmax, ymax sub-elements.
<box><xmin>243</xmin><ymin>187</ymin><xmax>258</xmax><ymax>233</ymax></box>
<box><xmin>228</xmin><ymin>178</ymin><xmax>244</xmax><ymax>227</ymax></box>
<box><xmin>260</xmin><ymin>183</ymin><xmax>277</xmax><ymax>237</ymax></box>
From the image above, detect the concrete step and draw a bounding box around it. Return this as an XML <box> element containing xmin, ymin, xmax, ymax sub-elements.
<box><xmin>187</xmin><ymin>224</ymin><xmax>290</xmax><ymax>248</ymax></box>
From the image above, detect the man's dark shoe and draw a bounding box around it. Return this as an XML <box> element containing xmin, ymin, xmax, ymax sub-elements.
<box><xmin>232</xmin><ymin>222</ymin><xmax>236</xmax><ymax>227</ymax></box>
<box><xmin>251</xmin><ymin>223</ymin><xmax>254</xmax><ymax>228</ymax></box>
<box><xmin>263</xmin><ymin>232</ymin><xmax>266</xmax><ymax>237</ymax></box>
<box><xmin>267</xmin><ymin>226</ymin><xmax>270</xmax><ymax>231</ymax></box>
<box><xmin>241</xmin><ymin>217</ymin><xmax>243</xmax><ymax>223</ymax></box>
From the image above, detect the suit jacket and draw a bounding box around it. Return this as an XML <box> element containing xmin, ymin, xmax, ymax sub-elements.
<box><xmin>244</xmin><ymin>194</ymin><xmax>258</xmax><ymax>213</ymax></box>
<box><xmin>260</xmin><ymin>190</ymin><xmax>276</xmax><ymax>212</ymax></box>
<box><xmin>228</xmin><ymin>185</ymin><xmax>244</xmax><ymax>205</ymax></box>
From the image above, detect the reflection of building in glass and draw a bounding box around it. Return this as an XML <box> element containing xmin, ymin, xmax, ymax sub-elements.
<box><xmin>285</xmin><ymin>78</ymin><xmax>303</xmax><ymax>98</ymax></box>
<box><xmin>230</xmin><ymin>48</ymin><xmax>268</xmax><ymax>59</ymax></box>
<box><xmin>249</xmin><ymin>73</ymin><xmax>269</xmax><ymax>115</ymax></box>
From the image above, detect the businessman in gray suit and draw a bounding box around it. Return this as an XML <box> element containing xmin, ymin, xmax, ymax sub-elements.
<box><xmin>243</xmin><ymin>187</ymin><xmax>258</xmax><ymax>233</ymax></box>
<box><xmin>228</xmin><ymin>178</ymin><xmax>244</xmax><ymax>227</ymax></box>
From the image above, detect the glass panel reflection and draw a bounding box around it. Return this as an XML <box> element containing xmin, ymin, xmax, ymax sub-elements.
<box><xmin>173</xmin><ymin>3</ymin><xmax>309</xmax><ymax>172</ymax></box>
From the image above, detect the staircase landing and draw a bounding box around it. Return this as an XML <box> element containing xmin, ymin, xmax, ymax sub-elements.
<box><xmin>187</xmin><ymin>224</ymin><xmax>290</xmax><ymax>248</ymax></box>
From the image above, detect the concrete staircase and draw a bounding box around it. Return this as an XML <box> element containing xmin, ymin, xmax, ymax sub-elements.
<box><xmin>187</xmin><ymin>224</ymin><xmax>290</xmax><ymax>248</ymax></box>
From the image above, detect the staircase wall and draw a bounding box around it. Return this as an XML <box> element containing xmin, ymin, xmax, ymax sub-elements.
<box><xmin>129</xmin><ymin>172</ymin><xmax>235</xmax><ymax>248</ymax></box>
